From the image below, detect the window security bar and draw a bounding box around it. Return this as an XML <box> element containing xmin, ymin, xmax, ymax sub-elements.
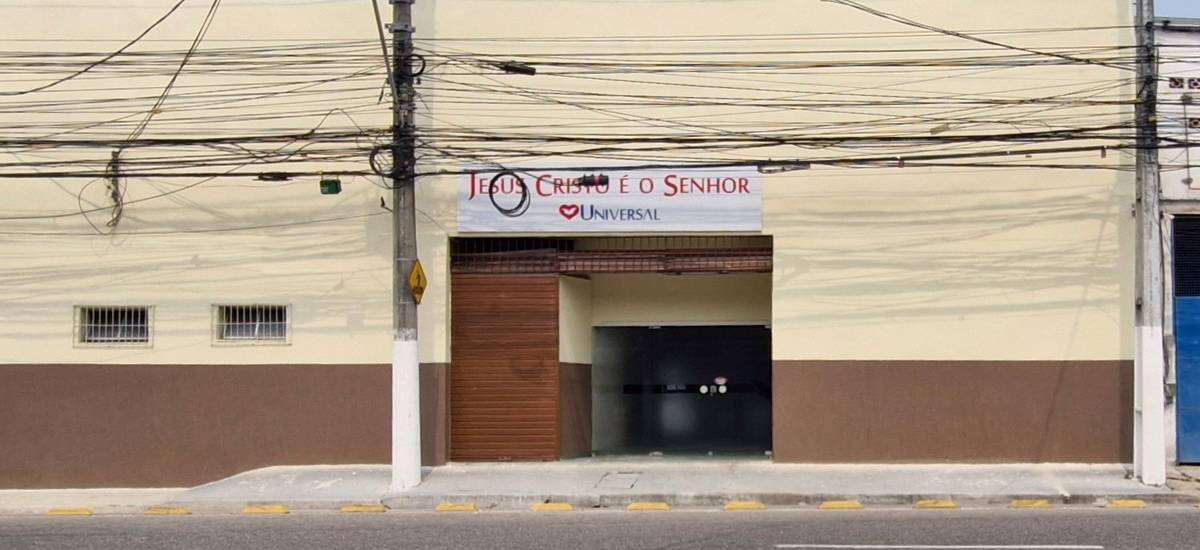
<box><xmin>76</xmin><ymin>306</ymin><xmax>152</xmax><ymax>346</ymax></box>
<box><xmin>214</xmin><ymin>304</ymin><xmax>289</xmax><ymax>344</ymax></box>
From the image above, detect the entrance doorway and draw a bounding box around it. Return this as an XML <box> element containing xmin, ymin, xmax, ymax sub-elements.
<box><xmin>448</xmin><ymin>236</ymin><xmax>773</xmax><ymax>462</ymax></box>
<box><xmin>592</xmin><ymin>325</ymin><xmax>772</xmax><ymax>456</ymax></box>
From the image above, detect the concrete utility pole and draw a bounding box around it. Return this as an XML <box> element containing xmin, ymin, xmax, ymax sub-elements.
<box><xmin>390</xmin><ymin>0</ymin><xmax>422</xmax><ymax>491</ymax></box>
<box><xmin>1134</xmin><ymin>0</ymin><xmax>1167</xmax><ymax>486</ymax></box>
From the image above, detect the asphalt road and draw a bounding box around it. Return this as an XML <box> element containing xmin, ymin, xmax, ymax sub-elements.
<box><xmin>1</xmin><ymin>508</ymin><xmax>1199</xmax><ymax>550</ymax></box>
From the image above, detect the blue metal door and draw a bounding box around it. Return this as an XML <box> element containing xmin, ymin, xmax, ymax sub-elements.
<box><xmin>1175</xmin><ymin>216</ymin><xmax>1200</xmax><ymax>463</ymax></box>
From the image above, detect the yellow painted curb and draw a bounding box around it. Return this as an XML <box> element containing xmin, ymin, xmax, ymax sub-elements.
<box><xmin>242</xmin><ymin>505</ymin><xmax>289</xmax><ymax>515</ymax></box>
<box><xmin>46</xmin><ymin>507</ymin><xmax>93</xmax><ymax>516</ymax></box>
<box><xmin>819</xmin><ymin>500</ymin><xmax>864</xmax><ymax>510</ymax></box>
<box><xmin>1008</xmin><ymin>499</ymin><xmax>1052</xmax><ymax>509</ymax></box>
<box><xmin>435</xmin><ymin>502</ymin><xmax>478</xmax><ymax>513</ymax></box>
<box><xmin>531</xmin><ymin>502</ymin><xmax>574</xmax><ymax>512</ymax></box>
<box><xmin>144</xmin><ymin>506</ymin><xmax>191</xmax><ymax>516</ymax></box>
<box><xmin>916</xmin><ymin>499</ymin><xmax>958</xmax><ymax>510</ymax></box>
<box><xmin>723</xmin><ymin>500</ymin><xmax>767</xmax><ymax>511</ymax></box>
<box><xmin>627</xmin><ymin>502</ymin><xmax>671</xmax><ymax>512</ymax></box>
<box><xmin>341</xmin><ymin>504</ymin><xmax>387</xmax><ymax>513</ymax></box>
<box><xmin>1105</xmin><ymin>499</ymin><xmax>1147</xmax><ymax>509</ymax></box>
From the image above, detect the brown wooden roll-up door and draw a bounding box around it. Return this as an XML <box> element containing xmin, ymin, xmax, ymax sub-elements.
<box><xmin>450</xmin><ymin>273</ymin><xmax>559</xmax><ymax>461</ymax></box>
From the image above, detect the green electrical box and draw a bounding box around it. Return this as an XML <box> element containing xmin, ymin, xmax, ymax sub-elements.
<box><xmin>319</xmin><ymin>176</ymin><xmax>342</xmax><ymax>195</ymax></box>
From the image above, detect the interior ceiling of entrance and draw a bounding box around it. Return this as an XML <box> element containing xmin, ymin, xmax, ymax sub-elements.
<box><xmin>589</xmin><ymin>273</ymin><xmax>772</xmax><ymax>327</ymax></box>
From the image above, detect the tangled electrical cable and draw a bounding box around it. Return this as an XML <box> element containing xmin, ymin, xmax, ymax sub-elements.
<box><xmin>407</xmin><ymin>54</ymin><xmax>427</xmax><ymax>79</ymax></box>
<box><xmin>0</xmin><ymin>13</ymin><xmax>1164</xmax><ymax>235</ymax></box>
<box><xmin>488</xmin><ymin>170</ymin><xmax>530</xmax><ymax>217</ymax></box>
<box><xmin>368</xmin><ymin>144</ymin><xmax>393</xmax><ymax>177</ymax></box>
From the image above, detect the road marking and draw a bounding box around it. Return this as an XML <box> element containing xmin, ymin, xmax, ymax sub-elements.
<box><xmin>1008</xmin><ymin>499</ymin><xmax>1053</xmax><ymax>509</ymax></box>
<box><xmin>242</xmin><ymin>505</ymin><xmax>289</xmax><ymax>515</ymax></box>
<box><xmin>819</xmin><ymin>500</ymin><xmax>864</xmax><ymax>510</ymax></box>
<box><xmin>776</xmin><ymin>545</ymin><xmax>1104</xmax><ymax>549</ymax></box>
<box><xmin>46</xmin><ymin>507</ymin><xmax>93</xmax><ymax>516</ymax></box>
<box><xmin>916</xmin><ymin>500</ymin><xmax>958</xmax><ymax>510</ymax></box>
<box><xmin>144</xmin><ymin>506</ymin><xmax>191</xmax><ymax>516</ymax></box>
<box><xmin>627</xmin><ymin>501</ymin><xmax>671</xmax><ymax>512</ymax></box>
<box><xmin>1103</xmin><ymin>499</ymin><xmax>1146</xmax><ymax>509</ymax></box>
<box><xmin>341</xmin><ymin>504</ymin><xmax>387</xmax><ymax>513</ymax></box>
<box><xmin>724</xmin><ymin>500</ymin><xmax>767</xmax><ymax>511</ymax></box>
<box><xmin>435</xmin><ymin>502</ymin><xmax>478</xmax><ymax>513</ymax></box>
<box><xmin>531</xmin><ymin>502</ymin><xmax>574</xmax><ymax>512</ymax></box>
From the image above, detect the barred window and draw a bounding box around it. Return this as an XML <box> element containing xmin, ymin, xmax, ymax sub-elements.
<box><xmin>214</xmin><ymin>305</ymin><xmax>290</xmax><ymax>344</ymax></box>
<box><xmin>75</xmin><ymin>306</ymin><xmax>152</xmax><ymax>346</ymax></box>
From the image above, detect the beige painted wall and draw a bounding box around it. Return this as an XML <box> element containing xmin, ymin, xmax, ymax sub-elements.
<box><xmin>0</xmin><ymin>1</ymin><xmax>449</xmax><ymax>365</ymax></box>
<box><xmin>767</xmin><ymin>168</ymin><xmax>1132</xmax><ymax>361</ymax></box>
<box><xmin>591</xmin><ymin>273</ymin><xmax>772</xmax><ymax>327</ymax></box>
<box><xmin>419</xmin><ymin>0</ymin><xmax>1134</xmax><ymax>362</ymax></box>
<box><xmin>1159</xmin><ymin>28</ymin><xmax>1200</xmax><ymax>201</ymax></box>
<box><xmin>0</xmin><ymin>1</ymin><xmax>1135</xmax><ymax>365</ymax></box>
<box><xmin>559</xmin><ymin>276</ymin><xmax>593</xmax><ymax>364</ymax></box>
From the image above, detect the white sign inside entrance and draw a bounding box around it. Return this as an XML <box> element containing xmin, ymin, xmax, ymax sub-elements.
<box><xmin>457</xmin><ymin>168</ymin><xmax>762</xmax><ymax>232</ymax></box>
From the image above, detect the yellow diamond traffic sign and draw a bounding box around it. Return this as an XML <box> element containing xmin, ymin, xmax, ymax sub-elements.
<box><xmin>409</xmin><ymin>259</ymin><xmax>427</xmax><ymax>304</ymax></box>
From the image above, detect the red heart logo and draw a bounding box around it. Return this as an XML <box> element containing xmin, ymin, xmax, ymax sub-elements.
<box><xmin>559</xmin><ymin>204</ymin><xmax>580</xmax><ymax>220</ymax></box>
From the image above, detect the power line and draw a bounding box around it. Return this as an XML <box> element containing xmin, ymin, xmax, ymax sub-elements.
<box><xmin>820</xmin><ymin>0</ymin><xmax>1134</xmax><ymax>72</ymax></box>
<box><xmin>125</xmin><ymin>0</ymin><xmax>223</xmax><ymax>142</ymax></box>
<box><xmin>0</xmin><ymin>0</ymin><xmax>188</xmax><ymax>96</ymax></box>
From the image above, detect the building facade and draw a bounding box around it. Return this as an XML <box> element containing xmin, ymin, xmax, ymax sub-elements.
<box><xmin>0</xmin><ymin>0</ymin><xmax>1148</xmax><ymax>489</ymax></box>
<box><xmin>1157</xmin><ymin>16</ymin><xmax>1200</xmax><ymax>467</ymax></box>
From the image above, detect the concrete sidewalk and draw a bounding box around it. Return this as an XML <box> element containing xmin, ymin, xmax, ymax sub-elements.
<box><xmin>0</xmin><ymin>488</ymin><xmax>187</xmax><ymax>515</ymax></box>
<box><xmin>382</xmin><ymin>459</ymin><xmax>1186</xmax><ymax>510</ymax></box>
<box><xmin>171</xmin><ymin>465</ymin><xmax>395</xmax><ymax>512</ymax></box>
<box><xmin>1</xmin><ymin>459</ymin><xmax>1192</xmax><ymax>514</ymax></box>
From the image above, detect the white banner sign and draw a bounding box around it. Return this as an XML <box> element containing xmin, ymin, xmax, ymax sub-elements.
<box><xmin>458</xmin><ymin>168</ymin><xmax>762</xmax><ymax>232</ymax></box>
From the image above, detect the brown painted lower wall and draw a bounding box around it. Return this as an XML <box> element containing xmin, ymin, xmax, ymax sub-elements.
<box><xmin>772</xmin><ymin>360</ymin><xmax>1133</xmax><ymax>463</ymax></box>
<box><xmin>560</xmin><ymin>363</ymin><xmax>592</xmax><ymax>458</ymax></box>
<box><xmin>420</xmin><ymin>363</ymin><xmax>451</xmax><ymax>467</ymax></box>
<box><xmin>0</xmin><ymin>363</ymin><xmax>449</xmax><ymax>489</ymax></box>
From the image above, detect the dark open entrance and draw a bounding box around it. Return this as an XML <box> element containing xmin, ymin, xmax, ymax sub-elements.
<box><xmin>592</xmin><ymin>325</ymin><xmax>772</xmax><ymax>456</ymax></box>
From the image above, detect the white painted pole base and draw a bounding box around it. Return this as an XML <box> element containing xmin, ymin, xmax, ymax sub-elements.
<box><xmin>1135</xmin><ymin>325</ymin><xmax>1167</xmax><ymax>486</ymax></box>
<box><xmin>391</xmin><ymin>336</ymin><xmax>422</xmax><ymax>491</ymax></box>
